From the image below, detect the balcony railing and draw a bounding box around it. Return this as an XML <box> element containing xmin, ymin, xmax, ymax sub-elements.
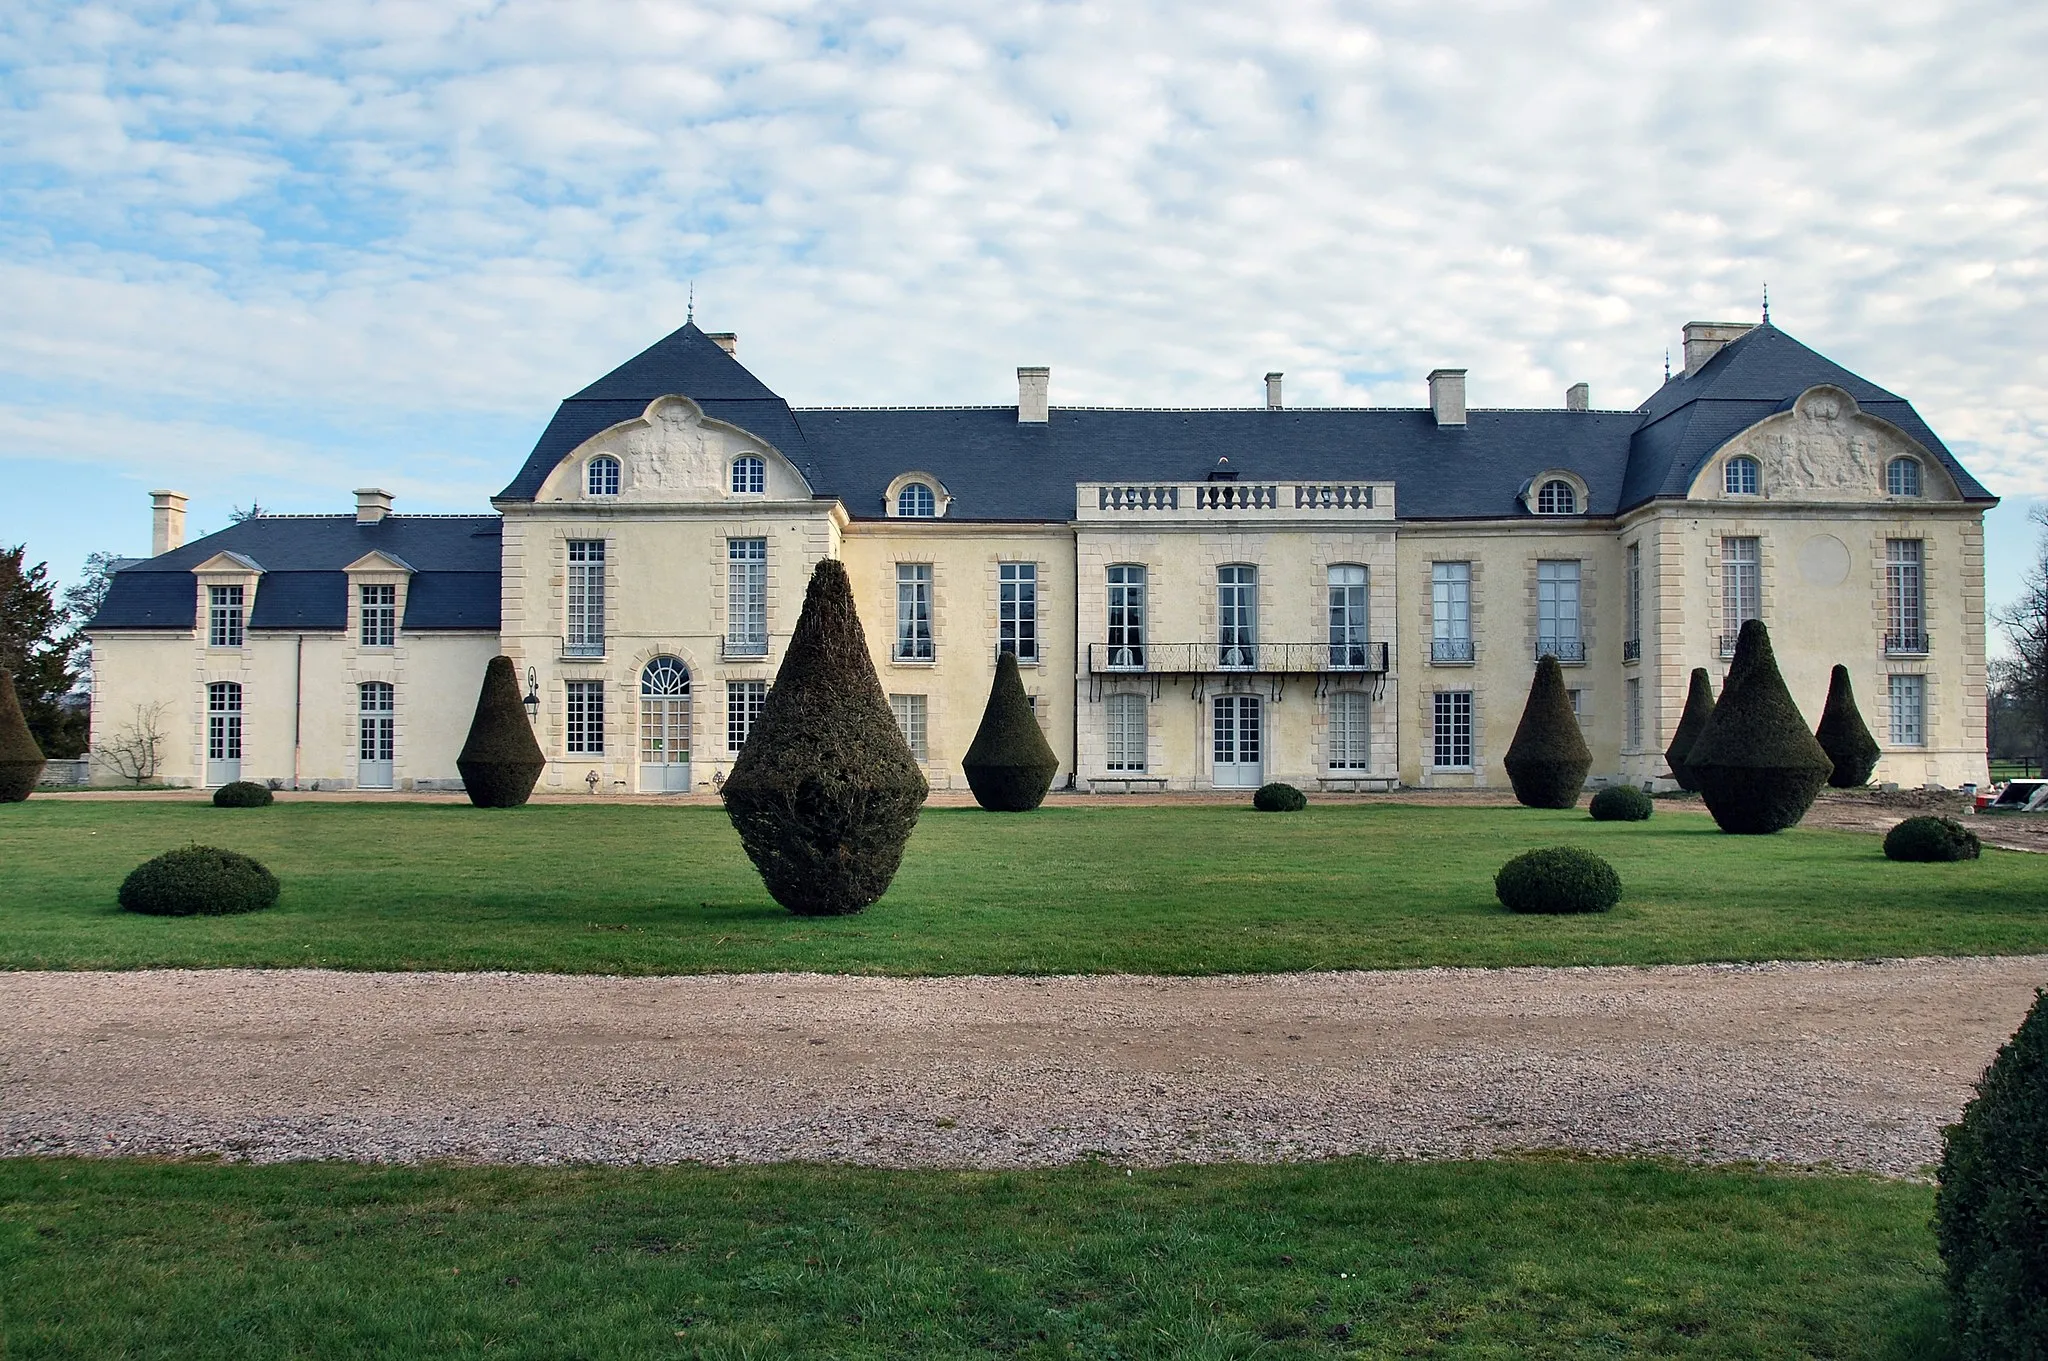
<box><xmin>1080</xmin><ymin>480</ymin><xmax>1394</xmax><ymax>520</ymax></box>
<box><xmin>1088</xmin><ymin>641</ymin><xmax>1389</xmax><ymax>675</ymax></box>
<box><xmin>562</xmin><ymin>640</ymin><xmax>605</xmax><ymax>659</ymax></box>
<box><xmin>721</xmin><ymin>634</ymin><xmax>769</xmax><ymax>659</ymax></box>
<box><xmin>1538</xmin><ymin>638</ymin><xmax>1587</xmax><ymax>663</ymax></box>
<box><xmin>1622</xmin><ymin>638</ymin><xmax>1641</xmax><ymax>663</ymax></box>
<box><xmin>1430</xmin><ymin>637</ymin><xmax>1475</xmax><ymax>664</ymax></box>
<box><xmin>1885</xmin><ymin>630</ymin><xmax>1930</xmax><ymax>656</ymax></box>
<box><xmin>1717</xmin><ymin>631</ymin><xmax>1741</xmax><ymax>658</ymax></box>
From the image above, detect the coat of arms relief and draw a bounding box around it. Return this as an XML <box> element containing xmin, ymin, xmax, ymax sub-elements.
<box><xmin>1720</xmin><ymin>386</ymin><xmax>1925</xmax><ymax>501</ymax></box>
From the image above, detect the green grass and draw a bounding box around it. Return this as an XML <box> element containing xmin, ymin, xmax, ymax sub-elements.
<box><xmin>0</xmin><ymin>1155</ymin><xmax>1952</xmax><ymax>1359</ymax></box>
<box><xmin>1</xmin><ymin>801</ymin><xmax>2042</xmax><ymax>975</ymax></box>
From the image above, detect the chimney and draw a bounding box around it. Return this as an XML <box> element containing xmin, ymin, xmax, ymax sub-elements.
<box><xmin>1566</xmin><ymin>382</ymin><xmax>1590</xmax><ymax>412</ymax></box>
<box><xmin>355</xmin><ymin>488</ymin><xmax>394</xmax><ymax>524</ymax></box>
<box><xmin>1017</xmin><ymin>366</ymin><xmax>1050</xmax><ymax>424</ymax></box>
<box><xmin>1264</xmin><ymin>372</ymin><xmax>1283</xmax><ymax>409</ymax></box>
<box><xmin>707</xmin><ymin>332</ymin><xmax>738</xmax><ymax>356</ymax></box>
<box><xmin>1681</xmin><ymin>321</ymin><xmax>1754</xmax><ymax>377</ymax></box>
<box><xmin>1427</xmin><ymin>369</ymin><xmax>1467</xmax><ymax>427</ymax></box>
<box><xmin>150</xmin><ymin>490</ymin><xmax>188</xmax><ymax>557</ymax></box>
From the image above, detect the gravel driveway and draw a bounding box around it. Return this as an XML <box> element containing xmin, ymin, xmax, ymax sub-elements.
<box><xmin>4</xmin><ymin>957</ymin><xmax>2042</xmax><ymax>1177</ymax></box>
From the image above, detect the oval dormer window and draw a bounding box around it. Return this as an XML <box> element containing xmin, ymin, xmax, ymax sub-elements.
<box><xmin>1724</xmin><ymin>455</ymin><xmax>1760</xmax><ymax>496</ymax></box>
<box><xmin>897</xmin><ymin>482</ymin><xmax>937</xmax><ymax>517</ymax></box>
<box><xmin>731</xmin><ymin>455</ymin><xmax>765</xmax><ymax>494</ymax></box>
<box><xmin>1886</xmin><ymin>457</ymin><xmax>1922</xmax><ymax>498</ymax></box>
<box><xmin>586</xmin><ymin>456</ymin><xmax>620</xmax><ymax>497</ymax></box>
<box><xmin>1535</xmin><ymin>479</ymin><xmax>1578</xmax><ymax>515</ymax></box>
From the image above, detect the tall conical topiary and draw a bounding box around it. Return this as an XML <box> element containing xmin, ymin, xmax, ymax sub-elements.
<box><xmin>456</xmin><ymin>656</ymin><xmax>547</xmax><ymax>808</ymax></box>
<box><xmin>1664</xmin><ymin>668</ymin><xmax>1716</xmax><ymax>792</ymax></box>
<box><xmin>0</xmin><ymin>670</ymin><xmax>46</xmax><ymax>802</ymax></box>
<box><xmin>722</xmin><ymin>558</ymin><xmax>927</xmax><ymax>916</ymax></box>
<box><xmin>1502</xmin><ymin>655</ymin><xmax>1592</xmax><ymax>809</ymax></box>
<box><xmin>1685</xmin><ymin>620</ymin><xmax>1833</xmax><ymax>834</ymax></box>
<box><xmin>1815</xmin><ymin>664</ymin><xmax>1881</xmax><ymax>788</ymax></box>
<box><xmin>962</xmin><ymin>651</ymin><xmax>1059</xmax><ymax>811</ymax></box>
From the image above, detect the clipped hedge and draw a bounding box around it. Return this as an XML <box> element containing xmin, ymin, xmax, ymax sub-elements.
<box><xmin>1686</xmin><ymin>621</ymin><xmax>1833</xmax><ymax>834</ymax></box>
<box><xmin>1937</xmin><ymin>988</ymin><xmax>2048</xmax><ymax>1357</ymax></box>
<box><xmin>1503</xmin><ymin>655</ymin><xmax>1592</xmax><ymax>809</ymax></box>
<box><xmin>961</xmin><ymin>651</ymin><xmax>1059</xmax><ymax>811</ymax></box>
<box><xmin>118</xmin><ymin>845</ymin><xmax>280</xmax><ymax>916</ymax></box>
<box><xmin>1588</xmin><ymin>785</ymin><xmax>1653</xmax><ymax>822</ymax></box>
<box><xmin>1494</xmin><ymin>846</ymin><xmax>1621</xmax><ymax>915</ymax></box>
<box><xmin>0</xmin><ymin>668</ymin><xmax>46</xmax><ymax>802</ymax></box>
<box><xmin>1664</xmin><ymin>668</ymin><xmax>1716</xmax><ymax>792</ymax></box>
<box><xmin>456</xmin><ymin>656</ymin><xmax>547</xmax><ymax>808</ymax></box>
<box><xmin>1252</xmin><ymin>782</ymin><xmax>1307</xmax><ymax>812</ymax></box>
<box><xmin>1815</xmin><ymin>664</ymin><xmax>1882</xmax><ymax>788</ymax></box>
<box><xmin>212</xmin><ymin>780</ymin><xmax>274</xmax><ymax>808</ymax></box>
<box><xmin>1885</xmin><ymin>816</ymin><xmax>1982</xmax><ymax>863</ymax></box>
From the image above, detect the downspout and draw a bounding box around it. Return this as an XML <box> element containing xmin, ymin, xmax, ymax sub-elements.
<box><xmin>292</xmin><ymin>634</ymin><xmax>304</xmax><ymax>789</ymax></box>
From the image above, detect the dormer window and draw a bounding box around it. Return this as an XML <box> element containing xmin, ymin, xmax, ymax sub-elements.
<box><xmin>586</xmin><ymin>456</ymin><xmax>620</xmax><ymax>497</ymax></box>
<box><xmin>1535</xmin><ymin>479</ymin><xmax>1578</xmax><ymax>515</ymax></box>
<box><xmin>731</xmin><ymin>456</ymin><xmax>766</xmax><ymax>494</ymax></box>
<box><xmin>897</xmin><ymin>482</ymin><xmax>937</xmax><ymax>518</ymax></box>
<box><xmin>1887</xmin><ymin>457</ymin><xmax>1922</xmax><ymax>497</ymax></box>
<box><xmin>1724</xmin><ymin>455</ymin><xmax>1760</xmax><ymax>496</ymax></box>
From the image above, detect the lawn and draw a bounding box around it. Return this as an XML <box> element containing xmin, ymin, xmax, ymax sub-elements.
<box><xmin>0</xmin><ymin>800</ymin><xmax>2041</xmax><ymax>976</ymax></box>
<box><xmin>0</xmin><ymin>1155</ymin><xmax>1950</xmax><ymax>1359</ymax></box>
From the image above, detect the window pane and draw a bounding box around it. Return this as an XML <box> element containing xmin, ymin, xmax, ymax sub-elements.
<box><xmin>209</xmin><ymin>585</ymin><xmax>244</xmax><ymax>648</ymax></box>
<box><xmin>1431</xmin><ymin>562</ymin><xmax>1471</xmax><ymax>660</ymax></box>
<box><xmin>1432</xmin><ymin>691</ymin><xmax>1472</xmax><ymax>769</ymax></box>
<box><xmin>897</xmin><ymin>483</ymin><xmax>935</xmax><ymax>517</ymax></box>
<box><xmin>1625</xmin><ymin>544</ymin><xmax>1641</xmax><ymax>648</ymax></box>
<box><xmin>732</xmin><ymin>457</ymin><xmax>765</xmax><ymax>494</ymax></box>
<box><xmin>895</xmin><ymin>564</ymin><xmax>933</xmax><ymax>659</ymax></box>
<box><xmin>1537</xmin><ymin>560</ymin><xmax>1581</xmax><ymax>657</ymax></box>
<box><xmin>360</xmin><ymin>584</ymin><xmax>396</xmax><ymax>647</ymax></box>
<box><xmin>1887</xmin><ymin>540</ymin><xmax>1924</xmax><ymax>648</ymax></box>
<box><xmin>727</xmin><ymin>680</ymin><xmax>767</xmax><ymax>753</ymax></box>
<box><xmin>1105</xmin><ymin>692</ymin><xmax>1146</xmax><ymax>771</ymax></box>
<box><xmin>1626</xmin><ymin>678</ymin><xmax>1642</xmax><ymax>750</ymax></box>
<box><xmin>586</xmin><ymin>457</ymin><xmax>619</xmax><ymax>496</ymax></box>
<box><xmin>566</xmin><ymin>680</ymin><xmax>605</xmax><ymax>754</ymax></box>
<box><xmin>1331</xmin><ymin>691</ymin><xmax>1371</xmax><ymax>769</ymax></box>
<box><xmin>1218</xmin><ymin>565</ymin><xmax>1256</xmax><ymax>667</ymax></box>
<box><xmin>889</xmin><ymin>694</ymin><xmax>928</xmax><ymax>759</ymax></box>
<box><xmin>207</xmin><ymin>682</ymin><xmax>243</xmax><ymax>760</ymax></box>
<box><xmin>727</xmin><ymin>539</ymin><xmax>768</xmax><ymax>653</ymax></box>
<box><xmin>1328</xmin><ymin>566</ymin><xmax>1368</xmax><ymax>666</ymax></box>
<box><xmin>1106</xmin><ymin>565</ymin><xmax>1146</xmax><ymax>666</ymax></box>
<box><xmin>1888</xmin><ymin>459</ymin><xmax>1921</xmax><ymax>497</ymax></box>
<box><xmin>1721</xmin><ymin>538</ymin><xmax>1760</xmax><ymax>643</ymax></box>
<box><xmin>566</xmin><ymin>541</ymin><xmax>605</xmax><ymax>654</ymax></box>
<box><xmin>1889</xmin><ymin>674</ymin><xmax>1925</xmax><ymax>746</ymax></box>
<box><xmin>999</xmin><ymin>562</ymin><xmax>1038</xmax><ymax>661</ymax></box>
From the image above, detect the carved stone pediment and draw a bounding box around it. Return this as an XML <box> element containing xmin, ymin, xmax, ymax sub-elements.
<box><xmin>1700</xmin><ymin>385</ymin><xmax>1947</xmax><ymax>502</ymax></box>
<box><xmin>544</xmin><ymin>395</ymin><xmax>804</xmax><ymax>503</ymax></box>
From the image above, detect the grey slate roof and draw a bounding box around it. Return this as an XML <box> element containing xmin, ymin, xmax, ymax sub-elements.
<box><xmin>500</xmin><ymin>321</ymin><xmax>1991</xmax><ymax>522</ymax></box>
<box><xmin>90</xmin><ymin>516</ymin><xmax>502</xmax><ymax>632</ymax></box>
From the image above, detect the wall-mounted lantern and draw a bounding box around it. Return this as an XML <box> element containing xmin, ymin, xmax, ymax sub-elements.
<box><xmin>523</xmin><ymin>665</ymin><xmax>540</xmax><ymax>724</ymax></box>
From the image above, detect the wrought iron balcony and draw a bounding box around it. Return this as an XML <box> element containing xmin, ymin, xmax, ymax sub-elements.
<box><xmin>720</xmin><ymin>634</ymin><xmax>769</xmax><ymax>659</ymax></box>
<box><xmin>1884</xmin><ymin>630</ymin><xmax>1930</xmax><ymax>656</ymax></box>
<box><xmin>561</xmin><ymin>640</ymin><xmax>605</xmax><ymax>659</ymax></box>
<box><xmin>1430</xmin><ymin>637</ymin><xmax>1475</xmax><ymax>664</ymax></box>
<box><xmin>1538</xmin><ymin>638</ymin><xmax>1587</xmax><ymax>663</ymax></box>
<box><xmin>1622</xmin><ymin>638</ymin><xmax>1641</xmax><ymax>663</ymax></box>
<box><xmin>1088</xmin><ymin>641</ymin><xmax>1389</xmax><ymax>675</ymax></box>
<box><xmin>1717</xmin><ymin>631</ymin><xmax>1741</xmax><ymax>658</ymax></box>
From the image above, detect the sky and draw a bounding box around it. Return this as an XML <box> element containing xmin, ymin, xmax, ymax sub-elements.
<box><xmin>1</xmin><ymin>0</ymin><xmax>2044</xmax><ymax>635</ymax></box>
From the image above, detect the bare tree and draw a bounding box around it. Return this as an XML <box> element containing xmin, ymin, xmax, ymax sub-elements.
<box><xmin>1992</xmin><ymin>505</ymin><xmax>2048</xmax><ymax>769</ymax></box>
<box><xmin>97</xmin><ymin>701</ymin><xmax>171</xmax><ymax>787</ymax></box>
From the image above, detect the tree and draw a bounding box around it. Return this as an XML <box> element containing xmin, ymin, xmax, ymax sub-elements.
<box><xmin>97</xmin><ymin>701</ymin><xmax>171</xmax><ymax>787</ymax></box>
<box><xmin>230</xmin><ymin>503</ymin><xmax>266</xmax><ymax>523</ymax></box>
<box><xmin>0</xmin><ymin>546</ymin><xmax>84</xmax><ymax>757</ymax></box>
<box><xmin>1993</xmin><ymin>506</ymin><xmax>2048</xmax><ymax>771</ymax></box>
<box><xmin>1502</xmin><ymin>654</ymin><xmax>1592</xmax><ymax>808</ymax></box>
<box><xmin>721</xmin><ymin>558</ymin><xmax>927</xmax><ymax>915</ymax></box>
<box><xmin>455</xmin><ymin>656</ymin><xmax>547</xmax><ymax>807</ymax></box>
<box><xmin>1664</xmin><ymin>668</ymin><xmax>1716</xmax><ymax>792</ymax></box>
<box><xmin>61</xmin><ymin>550</ymin><xmax>125</xmax><ymax>688</ymax></box>
<box><xmin>1685</xmin><ymin>620</ymin><xmax>1833</xmax><ymax>834</ymax></box>
<box><xmin>962</xmin><ymin>651</ymin><xmax>1059</xmax><ymax>811</ymax></box>
<box><xmin>0</xmin><ymin>670</ymin><xmax>46</xmax><ymax>801</ymax></box>
<box><xmin>1989</xmin><ymin>659</ymin><xmax>2041</xmax><ymax>768</ymax></box>
<box><xmin>1814</xmin><ymin>664</ymin><xmax>1882</xmax><ymax>787</ymax></box>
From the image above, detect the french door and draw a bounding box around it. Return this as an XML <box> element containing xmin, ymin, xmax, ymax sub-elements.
<box><xmin>205</xmin><ymin>682</ymin><xmax>242</xmax><ymax>786</ymax></box>
<box><xmin>1212</xmin><ymin>694</ymin><xmax>1263</xmax><ymax>788</ymax></box>
<box><xmin>638</xmin><ymin>657</ymin><xmax>692</xmax><ymax>792</ymax></box>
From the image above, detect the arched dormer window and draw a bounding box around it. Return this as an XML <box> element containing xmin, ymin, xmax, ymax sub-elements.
<box><xmin>1724</xmin><ymin>455</ymin><xmax>1760</xmax><ymax>496</ymax></box>
<box><xmin>586</xmin><ymin>455</ymin><xmax>620</xmax><ymax>497</ymax></box>
<box><xmin>731</xmin><ymin>455</ymin><xmax>765</xmax><ymax>495</ymax></box>
<box><xmin>1535</xmin><ymin>479</ymin><xmax>1578</xmax><ymax>515</ymax></box>
<box><xmin>896</xmin><ymin>482</ymin><xmax>937</xmax><ymax>517</ymax></box>
<box><xmin>1887</xmin><ymin>457</ymin><xmax>1922</xmax><ymax>498</ymax></box>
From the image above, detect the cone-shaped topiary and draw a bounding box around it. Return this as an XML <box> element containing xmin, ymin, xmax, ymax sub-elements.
<box><xmin>961</xmin><ymin>651</ymin><xmax>1059</xmax><ymax>811</ymax></box>
<box><xmin>1936</xmin><ymin>988</ymin><xmax>2048</xmax><ymax>1357</ymax></box>
<box><xmin>1686</xmin><ymin>620</ymin><xmax>1833</xmax><ymax>834</ymax></box>
<box><xmin>1664</xmin><ymin>668</ymin><xmax>1717</xmax><ymax>792</ymax></box>
<box><xmin>0</xmin><ymin>670</ymin><xmax>45</xmax><ymax>802</ymax></box>
<box><xmin>722</xmin><ymin>558</ymin><xmax>927</xmax><ymax>915</ymax></box>
<box><xmin>456</xmin><ymin>656</ymin><xmax>547</xmax><ymax>808</ymax></box>
<box><xmin>1502</xmin><ymin>655</ymin><xmax>1592</xmax><ymax>809</ymax></box>
<box><xmin>1815</xmin><ymin>664</ymin><xmax>1882</xmax><ymax>788</ymax></box>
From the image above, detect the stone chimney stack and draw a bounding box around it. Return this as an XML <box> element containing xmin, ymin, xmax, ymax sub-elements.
<box><xmin>1681</xmin><ymin>321</ymin><xmax>1754</xmax><ymax>377</ymax></box>
<box><xmin>1566</xmin><ymin>382</ymin><xmax>1590</xmax><ymax>412</ymax></box>
<box><xmin>1264</xmin><ymin>372</ymin><xmax>1284</xmax><ymax>409</ymax></box>
<box><xmin>1427</xmin><ymin>369</ymin><xmax>1467</xmax><ymax>427</ymax></box>
<box><xmin>707</xmin><ymin>332</ymin><xmax>738</xmax><ymax>356</ymax></box>
<box><xmin>1017</xmin><ymin>366</ymin><xmax>1050</xmax><ymax>424</ymax></box>
<box><xmin>150</xmin><ymin>490</ymin><xmax>187</xmax><ymax>557</ymax></box>
<box><xmin>355</xmin><ymin>488</ymin><xmax>394</xmax><ymax>524</ymax></box>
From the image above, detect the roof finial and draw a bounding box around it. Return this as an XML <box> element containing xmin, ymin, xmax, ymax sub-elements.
<box><xmin>1761</xmin><ymin>282</ymin><xmax>1770</xmax><ymax>325</ymax></box>
<box><xmin>1664</xmin><ymin>348</ymin><xmax>1671</xmax><ymax>383</ymax></box>
<box><xmin>687</xmin><ymin>281</ymin><xmax>695</xmax><ymax>325</ymax></box>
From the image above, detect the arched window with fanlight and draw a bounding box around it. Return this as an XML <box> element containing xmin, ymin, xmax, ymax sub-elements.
<box><xmin>897</xmin><ymin>482</ymin><xmax>937</xmax><ymax>517</ymax></box>
<box><xmin>1887</xmin><ymin>457</ymin><xmax>1923</xmax><ymax>498</ymax></box>
<box><xmin>1535</xmin><ymin>479</ymin><xmax>1578</xmax><ymax>515</ymax></box>
<box><xmin>1724</xmin><ymin>455</ymin><xmax>1760</xmax><ymax>495</ymax></box>
<box><xmin>638</xmin><ymin>657</ymin><xmax>691</xmax><ymax>793</ymax></box>
<box><xmin>731</xmin><ymin>455</ymin><xmax>765</xmax><ymax>494</ymax></box>
<box><xmin>586</xmin><ymin>455</ymin><xmax>620</xmax><ymax>497</ymax></box>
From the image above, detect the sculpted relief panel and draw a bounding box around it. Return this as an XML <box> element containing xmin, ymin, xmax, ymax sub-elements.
<box><xmin>548</xmin><ymin>396</ymin><xmax>800</xmax><ymax>503</ymax></box>
<box><xmin>1710</xmin><ymin>386</ymin><xmax>1940</xmax><ymax>503</ymax></box>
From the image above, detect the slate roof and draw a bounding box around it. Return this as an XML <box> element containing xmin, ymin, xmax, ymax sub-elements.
<box><xmin>90</xmin><ymin>516</ymin><xmax>502</xmax><ymax>632</ymax></box>
<box><xmin>499</xmin><ymin>321</ymin><xmax>1991</xmax><ymax>522</ymax></box>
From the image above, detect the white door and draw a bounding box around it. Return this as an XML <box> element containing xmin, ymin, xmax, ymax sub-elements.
<box><xmin>357</xmin><ymin>682</ymin><xmax>394</xmax><ymax>789</ymax></box>
<box><xmin>639</xmin><ymin>657</ymin><xmax>692</xmax><ymax>792</ymax></box>
<box><xmin>205</xmin><ymin>682</ymin><xmax>242</xmax><ymax>786</ymax></box>
<box><xmin>1212</xmin><ymin>694</ymin><xmax>1263</xmax><ymax>787</ymax></box>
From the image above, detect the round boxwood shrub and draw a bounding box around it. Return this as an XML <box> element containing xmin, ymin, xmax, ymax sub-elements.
<box><xmin>0</xmin><ymin>669</ymin><xmax>47</xmax><ymax>803</ymax></box>
<box><xmin>1885</xmin><ymin>815</ymin><xmax>1982</xmax><ymax>863</ymax></box>
<box><xmin>1588</xmin><ymin>785</ymin><xmax>1653</xmax><ymax>822</ymax></box>
<box><xmin>1815</xmin><ymin>664</ymin><xmax>1882</xmax><ymax>788</ymax></box>
<box><xmin>457</xmin><ymin>656</ymin><xmax>548</xmax><ymax>808</ymax></box>
<box><xmin>118</xmin><ymin>845</ymin><xmax>280</xmax><ymax>916</ymax></box>
<box><xmin>1253</xmin><ymin>782</ymin><xmax>1307</xmax><ymax>812</ymax></box>
<box><xmin>212</xmin><ymin>780</ymin><xmax>274</xmax><ymax>808</ymax></box>
<box><xmin>1664</xmin><ymin>667</ymin><xmax>1716</xmax><ymax>792</ymax></box>
<box><xmin>1686</xmin><ymin>621</ymin><xmax>1833</xmax><ymax>834</ymax></box>
<box><xmin>1494</xmin><ymin>846</ymin><xmax>1621</xmax><ymax>915</ymax></box>
<box><xmin>1503</xmin><ymin>655</ymin><xmax>1592</xmax><ymax>809</ymax></box>
<box><xmin>962</xmin><ymin>651</ymin><xmax>1059</xmax><ymax>811</ymax></box>
<box><xmin>1936</xmin><ymin>988</ymin><xmax>2048</xmax><ymax>1358</ymax></box>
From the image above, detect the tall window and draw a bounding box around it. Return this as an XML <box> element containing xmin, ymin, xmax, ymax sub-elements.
<box><xmin>1624</xmin><ymin>544</ymin><xmax>1642</xmax><ymax>662</ymax></box>
<box><xmin>1536</xmin><ymin>479</ymin><xmax>1577</xmax><ymax>514</ymax></box>
<box><xmin>1107</xmin><ymin>565</ymin><xmax>1146</xmax><ymax>668</ymax></box>
<box><xmin>638</xmin><ymin>659</ymin><xmax>689</xmax><ymax>767</ymax></box>
<box><xmin>1724</xmin><ymin>456</ymin><xmax>1760</xmax><ymax>495</ymax></box>
<box><xmin>727</xmin><ymin>680</ymin><xmax>767</xmax><ymax>753</ymax></box>
<box><xmin>586</xmin><ymin>456</ymin><xmax>620</xmax><ymax>497</ymax></box>
<box><xmin>359</xmin><ymin>681</ymin><xmax>394</xmax><ymax>763</ymax></box>
<box><xmin>1105</xmin><ymin>692</ymin><xmax>1147</xmax><ymax>771</ymax></box>
<box><xmin>731</xmin><ymin>456</ymin><xmax>765</xmax><ymax>494</ymax></box>
<box><xmin>1887</xmin><ymin>458</ymin><xmax>1922</xmax><ymax>497</ymax></box>
<box><xmin>1887</xmin><ymin>540</ymin><xmax>1926</xmax><ymax>653</ymax></box>
<box><xmin>566</xmin><ymin>540</ymin><xmax>605</xmax><ymax>656</ymax></box>
<box><xmin>566</xmin><ymin>679</ymin><xmax>605</xmax><ymax>754</ymax></box>
<box><xmin>207</xmin><ymin>681</ymin><xmax>243</xmax><ymax>760</ymax></box>
<box><xmin>1431</xmin><ymin>561</ymin><xmax>1472</xmax><ymax>663</ymax></box>
<box><xmin>897</xmin><ymin>482</ymin><xmax>936</xmax><ymax>517</ymax></box>
<box><xmin>1536</xmin><ymin>560</ymin><xmax>1582</xmax><ymax>661</ymax></box>
<box><xmin>1721</xmin><ymin>537</ymin><xmax>1760</xmax><ymax>653</ymax></box>
<box><xmin>889</xmin><ymin>693</ymin><xmax>928</xmax><ymax>759</ymax></box>
<box><xmin>1330</xmin><ymin>691</ymin><xmax>1371</xmax><ymax>769</ymax></box>
<box><xmin>360</xmin><ymin>584</ymin><xmax>396</xmax><ymax>648</ymax></box>
<box><xmin>1328</xmin><ymin>565</ymin><xmax>1369</xmax><ymax>667</ymax></box>
<box><xmin>895</xmin><ymin>564</ymin><xmax>934</xmax><ymax>660</ymax></box>
<box><xmin>208</xmin><ymin>585</ymin><xmax>244</xmax><ymax>648</ymax></box>
<box><xmin>1625</xmin><ymin>678</ymin><xmax>1642</xmax><ymax>750</ymax></box>
<box><xmin>999</xmin><ymin>562</ymin><xmax>1038</xmax><ymax>661</ymax></box>
<box><xmin>1218</xmin><ymin>565</ymin><xmax>1257</xmax><ymax>668</ymax></box>
<box><xmin>1432</xmin><ymin>691</ymin><xmax>1473</xmax><ymax>769</ymax></box>
<box><xmin>1889</xmin><ymin>674</ymin><xmax>1925</xmax><ymax>746</ymax></box>
<box><xmin>727</xmin><ymin>538</ymin><xmax>768</xmax><ymax>655</ymax></box>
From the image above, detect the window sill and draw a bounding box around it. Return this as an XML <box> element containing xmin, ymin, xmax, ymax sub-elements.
<box><xmin>1428</xmin><ymin>658</ymin><xmax>1476</xmax><ymax>668</ymax></box>
<box><xmin>1429</xmin><ymin>766</ymin><xmax>1476</xmax><ymax>774</ymax></box>
<box><xmin>891</xmin><ymin>657</ymin><xmax>937</xmax><ymax>668</ymax></box>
